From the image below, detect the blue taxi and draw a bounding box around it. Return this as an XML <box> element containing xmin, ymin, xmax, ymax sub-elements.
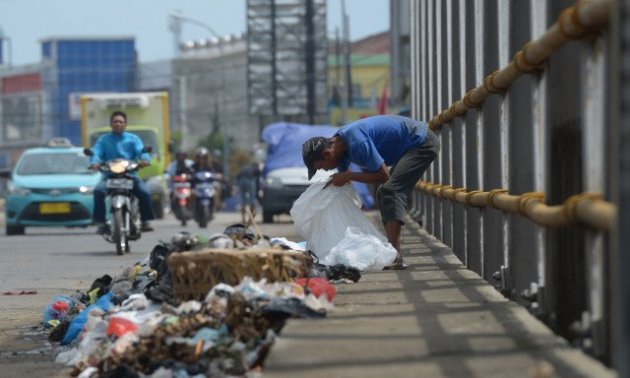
<box><xmin>0</xmin><ymin>138</ymin><xmax>101</xmax><ymax>235</ymax></box>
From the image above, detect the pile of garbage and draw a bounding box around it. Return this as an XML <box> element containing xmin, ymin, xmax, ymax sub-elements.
<box><xmin>42</xmin><ymin>224</ymin><xmax>358</xmax><ymax>377</ymax></box>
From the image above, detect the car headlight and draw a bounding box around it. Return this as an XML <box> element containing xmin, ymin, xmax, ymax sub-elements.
<box><xmin>7</xmin><ymin>181</ymin><xmax>31</xmax><ymax>196</ymax></box>
<box><xmin>79</xmin><ymin>185</ymin><xmax>94</xmax><ymax>194</ymax></box>
<box><xmin>265</xmin><ymin>177</ymin><xmax>283</xmax><ymax>189</ymax></box>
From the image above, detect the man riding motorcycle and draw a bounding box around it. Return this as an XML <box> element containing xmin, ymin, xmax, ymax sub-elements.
<box><xmin>166</xmin><ymin>150</ymin><xmax>194</xmax><ymax>191</ymax></box>
<box><xmin>89</xmin><ymin>111</ymin><xmax>155</xmax><ymax>234</ymax></box>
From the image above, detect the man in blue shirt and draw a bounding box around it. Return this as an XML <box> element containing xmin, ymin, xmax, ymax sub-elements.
<box><xmin>302</xmin><ymin>115</ymin><xmax>439</xmax><ymax>269</ymax></box>
<box><xmin>89</xmin><ymin>111</ymin><xmax>155</xmax><ymax>234</ymax></box>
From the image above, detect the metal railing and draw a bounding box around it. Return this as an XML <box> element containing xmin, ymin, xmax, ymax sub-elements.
<box><xmin>409</xmin><ymin>0</ymin><xmax>622</xmax><ymax>370</ymax></box>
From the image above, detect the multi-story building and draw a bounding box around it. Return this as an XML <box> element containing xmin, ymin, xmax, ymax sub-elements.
<box><xmin>40</xmin><ymin>37</ymin><xmax>137</xmax><ymax>145</ymax></box>
<box><xmin>0</xmin><ymin>36</ymin><xmax>138</xmax><ymax>168</ymax></box>
<box><xmin>327</xmin><ymin>31</ymin><xmax>394</xmax><ymax>125</ymax></box>
<box><xmin>172</xmin><ymin>35</ymin><xmax>260</xmax><ymax>153</ymax></box>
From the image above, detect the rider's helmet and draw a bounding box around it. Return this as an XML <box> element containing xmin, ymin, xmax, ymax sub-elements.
<box><xmin>195</xmin><ymin>147</ymin><xmax>209</xmax><ymax>158</ymax></box>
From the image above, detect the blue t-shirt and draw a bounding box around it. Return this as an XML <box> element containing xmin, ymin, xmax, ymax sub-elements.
<box><xmin>90</xmin><ymin>132</ymin><xmax>151</xmax><ymax>165</ymax></box>
<box><xmin>336</xmin><ymin>115</ymin><xmax>428</xmax><ymax>172</ymax></box>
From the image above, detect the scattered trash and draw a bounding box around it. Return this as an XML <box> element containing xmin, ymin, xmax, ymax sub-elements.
<box><xmin>42</xmin><ymin>224</ymin><xmax>357</xmax><ymax>377</ymax></box>
<box><xmin>3</xmin><ymin>290</ymin><xmax>38</xmax><ymax>295</ymax></box>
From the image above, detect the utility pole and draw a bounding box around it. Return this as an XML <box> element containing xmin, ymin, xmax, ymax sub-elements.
<box><xmin>168</xmin><ymin>11</ymin><xmax>229</xmax><ymax>177</ymax></box>
<box><xmin>178</xmin><ymin>76</ymin><xmax>188</xmax><ymax>151</ymax></box>
<box><xmin>168</xmin><ymin>11</ymin><xmax>183</xmax><ymax>57</ymax></box>
<box><xmin>305</xmin><ymin>0</ymin><xmax>316</xmax><ymax>125</ymax></box>
<box><xmin>341</xmin><ymin>0</ymin><xmax>352</xmax><ymax>123</ymax></box>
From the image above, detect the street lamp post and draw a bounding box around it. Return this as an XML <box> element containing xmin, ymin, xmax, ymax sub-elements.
<box><xmin>169</xmin><ymin>11</ymin><xmax>229</xmax><ymax>178</ymax></box>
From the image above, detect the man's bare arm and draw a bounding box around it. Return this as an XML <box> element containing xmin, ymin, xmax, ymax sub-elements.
<box><xmin>324</xmin><ymin>163</ymin><xmax>389</xmax><ymax>188</ymax></box>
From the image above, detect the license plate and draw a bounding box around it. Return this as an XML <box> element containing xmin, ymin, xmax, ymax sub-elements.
<box><xmin>196</xmin><ymin>183</ymin><xmax>215</xmax><ymax>190</ymax></box>
<box><xmin>106</xmin><ymin>178</ymin><xmax>134</xmax><ymax>190</ymax></box>
<box><xmin>40</xmin><ymin>202</ymin><xmax>71</xmax><ymax>214</ymax></box>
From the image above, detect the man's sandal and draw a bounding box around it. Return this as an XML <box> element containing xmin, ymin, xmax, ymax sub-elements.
<box><xmin>383</xmin><ymin>255</ymin><xmax>408</xmax><ymax>270</ymax></box>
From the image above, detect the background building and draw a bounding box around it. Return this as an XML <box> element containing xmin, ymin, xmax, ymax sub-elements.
<box><xmin>172</xmin><ymin>34</ymin><xmax>260</xmax><ymax>156</ymax></box>
<box><xmin>327</xmin><ymin>31</ymin><xmax>392</xmax><ymax>125</ymax></box>
<box><xmin>0</xmin><ymin>37</ymin><xmax>137</xmax><ymax>167</ymax></box>
<box><xmin>41</xmin><ymin>37</ymin><xmax>137</xmax><ymax>145</ymax></box>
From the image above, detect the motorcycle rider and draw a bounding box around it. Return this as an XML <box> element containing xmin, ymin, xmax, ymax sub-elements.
<box><xmin>167</xmin><ymin>150</ymin><xmax>194</xmax><ymax>176</ymax></box>
<box><xmin>89</xmin><ymin>111</ymin><xmax>155</xmax><ymax>234</ymax></box>
<box><xmin>191</xmin><ymin>147</ymin><xmax>223</xmax><ymax>208</ymax></box>
<box><xmin>166</xmin><ymin>150</ymin><xmax>194</xmax><ymax>191</ymax></box>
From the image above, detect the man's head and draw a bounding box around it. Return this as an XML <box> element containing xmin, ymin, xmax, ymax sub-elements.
<box><xmin>175</xmin><ymin>150</ymin><xmax>187</xmax><ymax>162</ymax></box>
<box><xmin>302</xmin><ymin>136</ymin><xmax>336</xmax><ymax>180</ymax></box>
<box><xmin>110</xmin><ymin>111</ymin><xmax>127</xmax><ymax>134</ymax></box>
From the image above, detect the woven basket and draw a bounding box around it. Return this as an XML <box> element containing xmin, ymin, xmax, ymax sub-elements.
<box><xmin>168</xmin><ymin>248</ymin><xmax>311</xmax><ymax>301</ymax></box>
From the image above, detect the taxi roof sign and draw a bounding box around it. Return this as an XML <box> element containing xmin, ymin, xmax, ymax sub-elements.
<box><xmin>48</xmin><ymin>137</ymin><xmax>74</xmax><ymax>148</ymax></box>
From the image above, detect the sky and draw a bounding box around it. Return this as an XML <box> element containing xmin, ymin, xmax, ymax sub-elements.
<box><xmin>0</xmin><ymin>0</ymin><xmax>389</xmax><ymax>66</ymax></box>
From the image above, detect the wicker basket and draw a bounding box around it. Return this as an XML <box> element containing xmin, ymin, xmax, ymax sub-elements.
<box><xmin>168</xmin><ymin>248</ymin><xmax>311</xmax><ymax>301</ymax></box>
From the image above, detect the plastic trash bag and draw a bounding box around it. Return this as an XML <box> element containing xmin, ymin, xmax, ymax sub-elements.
<box><xmin>291</xmin><ymin>181</ymin><xmax>396</xmax><ymax>270</ymax></box>
<box><xmin>291</xmin><ymin>181</ymin><xmax>364</xmax><ymax>259</ymax></box>
<box><xmin>324</xmin><ymin>227</ymin><xmax>397</xmax><ymax>271</ymax></box>
<box><xmin>106</xmin><ymin>316</ymin><xmax>138</xmax><ymax>337</ymax></box>
<box><xmin>43</xmin><ymin>295</ymin><xmax>75</xmax><ymax>326</ymax></box>
<box><xmin>62</xmin><ymin>291</ymin><xmax>113</xmax><ymax>345</ymax></box>
<box><xmin>295</xmin><ymin>277</ymin><xmax>336</xmax><ymax>301</ymax></box>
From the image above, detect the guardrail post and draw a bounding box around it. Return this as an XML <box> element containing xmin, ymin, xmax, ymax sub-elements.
<box><xmin>616</xmin><ymin>1</ymin><xmax>630</xmax><ymax>374</ymax></box>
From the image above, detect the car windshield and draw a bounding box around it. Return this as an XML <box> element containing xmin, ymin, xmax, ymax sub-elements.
<box><xmin>17</xmin><ymin>152</ymin><xmax>92</xmax><ymax>175</ymax></box>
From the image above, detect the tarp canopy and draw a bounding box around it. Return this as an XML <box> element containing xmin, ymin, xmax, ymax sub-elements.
<box><xmin>261</xmin><ymin>122</ymin><xmax>375</xmax><ymax>209</ymax></box>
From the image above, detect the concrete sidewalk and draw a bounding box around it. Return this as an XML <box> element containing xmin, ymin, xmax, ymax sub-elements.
<box><xmin>264</xmin><ymin>217</ymin><xmax>614</xmax><ymax>378</ymax></box>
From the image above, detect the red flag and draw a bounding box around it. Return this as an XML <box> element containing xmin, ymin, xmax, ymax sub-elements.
<box><xmin>377</xmin><ymin>81</ymin><xmax>389</xmax><ymax>114</ymax></box>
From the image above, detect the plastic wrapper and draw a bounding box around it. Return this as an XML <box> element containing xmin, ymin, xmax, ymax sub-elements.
<box><xmin>324</xmin><ymin>227</ymin><xmax>397</xmax><ymax>271</ymax></box>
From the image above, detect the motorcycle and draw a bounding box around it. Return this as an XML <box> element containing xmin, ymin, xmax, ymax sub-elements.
<box><xmin>85</xmin><ymin>147</ymin><xmax>150</xmax><ymax>255</ymax></box>
<box><xmin>170</xmin><ymin>172</ymin><xmax>193</xmax><ymax>226</ymax></box>
<box><xmin>192</xmin><ymin>170</ymin><xmax>220</xmax><ymax>228</ymax></box>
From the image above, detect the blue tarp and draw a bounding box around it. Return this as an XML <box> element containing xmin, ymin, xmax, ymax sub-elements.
<box><xmin>261</xmin><ymin>122</ymin><xmax>337</xmax><ymax>176</ymax></box>
<box><xmin>261</xmin><ymin>122</ymin><xmax>375</xmax><ymax>209</ymax></box>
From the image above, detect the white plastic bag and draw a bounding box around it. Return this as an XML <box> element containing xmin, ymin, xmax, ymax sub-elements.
<box><xmin>291</xmin><ymin>181</ymin><xmax>396</xmax><ymax>270</ymax></box>
<box><xmin>324</xmin><ymin>227</ymin><xmax>397</xmax><ymax>271</ymax></box>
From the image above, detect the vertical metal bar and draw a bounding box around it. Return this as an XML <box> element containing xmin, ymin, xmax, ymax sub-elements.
<box><xmin>582</xmin><ymin>32</ymin><xmax>608</xmax><ymax>358</ymax></box>
<box><xmin>471</xmin><ymin>0</ymin><xmax>485</xmax><ymax>276</ymax></box>
<box><xmin>460</xmin><ymin>0</ymin><xmax>469</xmax><ymax>266</ymax></box>
<box><xmin>617</xmin><ymin>1</ymin><xmax>630</xmax><ymax>373</ymax></box>
<box><xmin>498</xmin><ymin>0</ymin><xmax>511</xmax><ymax>291</ymax></box>
<box><xmin>426</xmin><ymin>0</ymin><xmax>435</xmax><ymax>235</ymax></box>
<box><xmin>444</xmin><ymin>0</ymin><xmax>454</xmax><ymax>248</ymax></box>
<box><xmin>420</xmin><ymin>0</ymin><xmax>429</xmax><ymax>227</ymax></box>
<box><xmin>434</xmin><ymin>0</ymin><xmax>443</xmax><ymax>240</ymax></box>
<box><xmin>531</xmin><ymin>0</ymin><xmax>548</xmax><ymax>310</ymax></box>
<box><xmin>409</xmin><ymin>0</ymin><xmax>420</xmax><ymax>221</ymax></box>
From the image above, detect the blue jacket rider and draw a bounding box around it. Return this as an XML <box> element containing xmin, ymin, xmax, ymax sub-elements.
<box><xmin>89</xmin><ymin>110</ymin><xmax>155</xmax><ymax>234</ymax></box>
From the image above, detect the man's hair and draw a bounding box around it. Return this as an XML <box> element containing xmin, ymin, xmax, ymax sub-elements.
<box><xmin>110</xmin><ymin>111</ymin><xmax>127</xmax><ymax>123</ymax></box>
<box><xmin>302</xmin><ymin>136</ymin><xmax>333</xmax><ymax>180</ymax></box>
